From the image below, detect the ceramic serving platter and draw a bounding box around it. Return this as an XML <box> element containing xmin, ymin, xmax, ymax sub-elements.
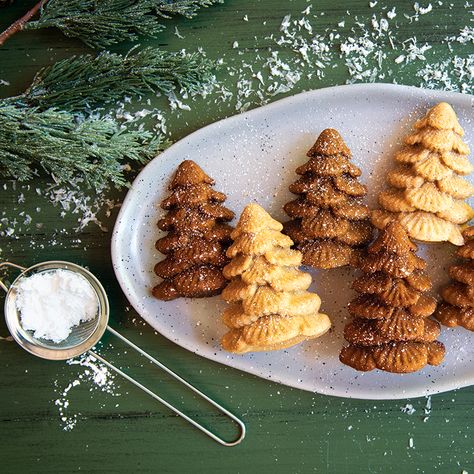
<box><xmin>112</xmin><ymin>83</ymin><xmax>474</xmax><ymax>400</ymax></box>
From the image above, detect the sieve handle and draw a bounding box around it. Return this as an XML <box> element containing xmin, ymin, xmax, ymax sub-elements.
<box><xmin>87</xmin><ymin>325</ymin><xmax>246</xmax><ymax>447</ymax></box>
<box><xmin>0</xmin><ymin>262</ymin><xmax>27</xmax><ymax>293</ymax></box>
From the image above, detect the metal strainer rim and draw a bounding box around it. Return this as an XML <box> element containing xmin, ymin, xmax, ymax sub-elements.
<box><xmin>3</xmin><ymin>260</ymin><xmax>109</xmax><ymax>361</ymax></box>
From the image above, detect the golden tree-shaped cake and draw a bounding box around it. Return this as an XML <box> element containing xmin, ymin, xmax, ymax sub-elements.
<box><xmin>340</xmin><ymin>222</ymin><xmax>445</xmax><ymax>373</ymax></box>
<box><xmin>372</xmin><ymin>102</ymin><xmax>474</xmax><ymax>246</ymax></box>
<box><xmin>152</xmin><ymin>160</ymin><xmax>234</xmax><ymax>301</ymax></box>
<box><xmin>220</xmin><ymin>203</ymin><xmax>331</xmax><ymax>354</ymax></box>
<box><xmin>435</xmin><ymin>227</ymin><xmax>474</xmax><ymax>330</ymax></box>
<box><xmin>283</xmin><ymin>128</ymin><xmax>373</xmax><ymax>269</ymax></box>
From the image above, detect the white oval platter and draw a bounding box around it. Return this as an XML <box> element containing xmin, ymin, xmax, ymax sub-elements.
<box><xmin>112</xmin><ymin>83</ymin><xmax>474</xmax><ymax>400</ymax></box>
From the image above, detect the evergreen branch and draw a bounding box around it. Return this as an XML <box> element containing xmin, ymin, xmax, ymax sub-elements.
<box><xmin>155</xmin><ymin>0</ymin><xmax>222</xmax><ymax>17</ymax></box>
<box><xmin>0</xmin><ymin>104</ymin><xmax>165</xmax><ymax>189</ymax></box>
<box><xmin>14</xmin><ymin>48</ymin><xmax>217</xmax><ymax>112</ymax></box>
<box><xmin>25</xmin><ymin>0</ymin><xmax>223</xmax><ymax>49</ymax></box>
<box><xmin>0</xmin><ymin>45</ymin><xmax>218</xmax><ymax>190</ymax></box>
<box><xmin>0</xmin><ymin>0</ymin><xmax>46</xmax><ymax>47</ymax></box>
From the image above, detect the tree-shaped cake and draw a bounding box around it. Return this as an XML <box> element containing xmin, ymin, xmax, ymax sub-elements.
<box><xmin>372</xmin><ymin>102</ymin><xmax>474</xmax><ymax>246</ymax></box>
<box><xmin>435</xmin><ymin>227</ymin><xmax>474</xmax><ymax>331</ymax></box>
<box><xmin>283</xmin><ymin>128</ymin><xmax>373</xmax><ymax>269</ymax></box>
<box><xmin>340</xmin><ymin>222</ymin><xmax>445</xmax><ymax>373</ymax></box>
<box><xmin>152</xmin><ymin>160</ymin><xmax>234</xmax><ymax>300</ymax></box>
<box><xmin>220</xmin><ymin>203</ymin><xmax>331</xmax><ymax>354</ymax></box>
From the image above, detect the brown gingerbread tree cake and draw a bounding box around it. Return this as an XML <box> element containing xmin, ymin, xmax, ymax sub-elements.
<box><xmin>435</xmin><ymin>226</ymin><xmax>474</xmax><ymax>330</ymax></box>
<box><xmin>152</xmin><ymin>160</ymin><xmax>234</xmax><ymax>301</ymax></box>
<box><xmin>340</xmin><ymin>222</ymin><xmax>445</xmax><ymax>373</ymax></box>
<box><xmin>220</xmin><ymin>203</ymin><xmax>331</xmax><ymax>354</ymax></box>
<box><xmin>372</xmin><ymin>102</ymin><xmax>474</xmax><ymax>246</ymax></box>
<box><xmin>283</xmin><ymin>128</ymin><xmax>373</xmax><ymax>269</ymax></box>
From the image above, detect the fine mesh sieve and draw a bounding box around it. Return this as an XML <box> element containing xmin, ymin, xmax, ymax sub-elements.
<box><xmin>3</xmin><ymin>261</ymin><xmax>108</xmax><ymax>360</ymax></box>
<box><xmin>0</xmin><ymin>261</ymin><xmax>245</xmax><ymax>446</ymax></box>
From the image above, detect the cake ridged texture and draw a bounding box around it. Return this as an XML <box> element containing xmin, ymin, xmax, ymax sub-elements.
<box><xmin>435</xmin><ymin>227</ymin><xmax>474</xmax><ymax>331</ymax></box>
<box><xmin>340</xmin><ymin>222</ymin><xmax>445</xmax><ymax>373</ymax></box>
<box><xmin>283</xmin><ymin>128</ymin><xmax>373</xmax><ymax>269</ymax></box>
<box><xmin>152</xmin><ymin>160</ymin><xmax>234</xmax><ymax>300</ymax></box>
<box><xmin>220</xmin><ymin>204</ymin><xmax>331</xmax><ymax>354</ymax></box>
<box><xmin>372</xmin><ymin>102</ymin><xmax>474</xmax><ymax>246</ymax></box>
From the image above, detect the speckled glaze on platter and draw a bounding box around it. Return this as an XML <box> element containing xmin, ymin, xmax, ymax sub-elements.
<box><xmin>112</xmin><ymin>84</ymin><xmax>474</xmax><ymax>400</ymax></box>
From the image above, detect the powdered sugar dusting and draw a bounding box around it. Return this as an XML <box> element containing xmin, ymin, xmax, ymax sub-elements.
<box><xmin>54</xmin><ymin>352</ymin><xmax>120</xmax><ymax>431</ymax></box>
<box><xmin>401</xmin><ymin>403</ymin><xmax>416</xmax><ymax>415</ymax></box>
<box><xmin>216</xmin><ymin>2</ymin><xmax>473</xmax><ymax>112</ymax></box>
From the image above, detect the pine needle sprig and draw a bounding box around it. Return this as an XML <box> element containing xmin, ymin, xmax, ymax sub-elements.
<box><xmin>0</xmin><ymin>45</ymin><xmax>219</xmax><ymax>189</ymax></box>
<box><xmin>13</xmin><ymin>48</ymin><xmax>217</xmax><ymax>112</ymax></box>
<box><xmin>0</xmin><ymin>104</ymin><xmax>165</xmax><ymax>189</ymax></box>
<box><xmin>156</xmin><ymin>0</ymin><xmax>222</xmax><ymax>17</ymax></box>
<box><xmin>25</xmin><ymin>0</ymin><xmax>223</xmax><ymax>49</ymax></box>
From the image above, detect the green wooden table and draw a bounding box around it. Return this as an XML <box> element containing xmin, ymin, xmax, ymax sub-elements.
<box><xmin>1</xmin><ymin>1</ymin><xmax>473</xmax><ymax>472</ymax></box>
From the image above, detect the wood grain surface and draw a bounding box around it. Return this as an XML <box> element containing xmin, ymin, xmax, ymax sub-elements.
<box><xmin>1</xmin><ymin>1</ymin><xmax>473</xmax><ymax>472</ymax></box>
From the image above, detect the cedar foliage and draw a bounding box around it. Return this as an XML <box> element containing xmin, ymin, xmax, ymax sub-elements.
<box><xmin>15</xmin><ymin>48</ymin><xmax>217</xmax><ymax>112</ymax></box>
<box><xmin>0</xmin><ymin>104</ymin><xmax>162</xmax><ymax>188</ymax></box>
<box><xmin>0</xmin><ymin>48</ymin><xmax>217</xmax><ymax>189</ymax></box>
<box><xmin>26</xmin><ymin>0</ymin><xmax>223</xmax><ymax>48</ymax></box>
